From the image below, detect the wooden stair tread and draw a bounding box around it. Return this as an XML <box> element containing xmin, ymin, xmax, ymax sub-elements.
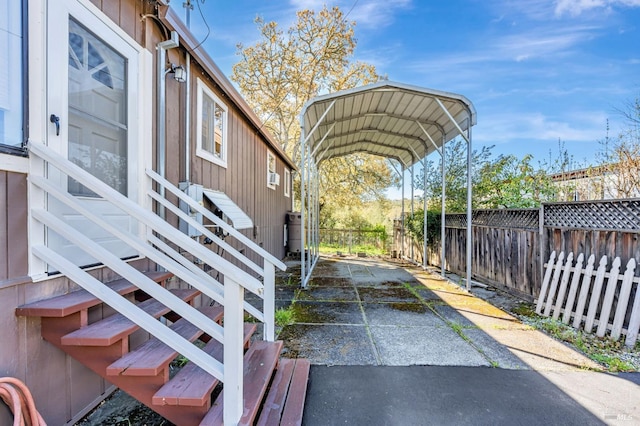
<box><xmin>106</xmin><ymin>306</ymin><xmax>224</xmax><ymax>376</ymax></box>
<box><xmin>257</xmin><ymin>358</ymin><xmax>310</xmax><ymax>426</ymax></box>
<box><xmin>255</xmin><ymin>358</ymin><xmax>296</xmax><ymax>426</ymax></box>
<box><xmin>15</xmin><ymin>271</ymin><xmax>173</xmax><ymax>317</ymax></box>
<box><xmin>200</xmin><ymin>340</ymin><xmax>284</xmax><ymax>426</ymax></box>
<box><xmin>60</xmin><ymin>288</ymin><xmax>199</xmax><ymax>346</ymax></box>
<box><xmin>280</xmin><ymin>359</ymin><xmax>311</xmax><ymax>426</ymax></box>
<box><xmin>152</xmin><ymin>323</ymin><xmax>258</xmax><ymax>407</ymax></box>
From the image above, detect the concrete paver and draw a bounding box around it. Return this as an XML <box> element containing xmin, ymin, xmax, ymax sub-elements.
<box><xmin>362</xmin><ymin>302</ymin><xmax>439</xmax><ymax>326</ymax></box>
<box><xmin>279</xmin><ymin>324</ymin><xmax>377</xmax><ymax>365</ymax></box>
<box><xmin>370</xmin><ymin>325</ymin><xmax>490</xmax><ymax>367</ymax></box>
<box><xmin>297</xmin><ymin>286</ymin><xmax>359</xmax><ymax>302</ymax></box>
<box><xmin>293</xmin><ymin>301</ymin><xmax>365</xmax><ymax>324</ymax></box>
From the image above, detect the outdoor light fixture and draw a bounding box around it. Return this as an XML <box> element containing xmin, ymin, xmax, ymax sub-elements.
<box><xmin>168</xmin><ymin>63</ymin><xmax>187</xmax><ymax>83</ymax></box>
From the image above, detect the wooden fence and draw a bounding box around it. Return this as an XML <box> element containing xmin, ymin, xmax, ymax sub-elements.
<box><xmin>537</xmin><ymin>251</ymin><xmax>639</xmax><ymax>347</ymax></box>
<box><xmin>394</xmin><ymin>199</ymin><xmax>640</xmax><ymax>301</ymax></box>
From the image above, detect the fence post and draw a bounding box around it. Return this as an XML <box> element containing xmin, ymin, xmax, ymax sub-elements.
<box><xmin>224</xmin><ymin>278</ymin><xmax>244</xmax><ymax>425</ymax></box>
<box><xmin>539</xmin><ymin>203</ymin><xmax>545</xmax><ymax>297</ymax></box>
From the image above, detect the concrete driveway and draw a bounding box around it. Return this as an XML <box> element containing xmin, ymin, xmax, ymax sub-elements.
<box><xmin>272</xmin><ymin>255</ymin><xmax>640</xmax><ymax>425</ymax></box>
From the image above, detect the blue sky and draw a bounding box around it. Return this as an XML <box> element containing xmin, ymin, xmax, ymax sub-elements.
<box><xmin>177</xmin><ymin>0</ymin><xmax>640</xmax><ymax>194</ymax></box>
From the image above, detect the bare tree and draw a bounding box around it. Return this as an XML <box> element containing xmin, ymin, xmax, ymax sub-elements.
<box><xmin>598</xmin><ymin>96</ymin><xmax>640</xmax><ymax>198</ymax></box>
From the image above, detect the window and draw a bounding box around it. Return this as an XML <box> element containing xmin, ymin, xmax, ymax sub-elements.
<box><xmin>267</xmin><ymin>150</ymin><xmax>277</xmax><ymax>189</ymax></box>
<box><xmin>284</xmin><ymin>168</ymin><xmax>290</xmax><ymax>197</ymax></box>
<box><xmin>0</xmin><ymin>0</ymin><xmax>26</xmax><ymax>154</ymax></box>
<box><xmin>196</xmin><ymin>78</ymin><xmax>227</xmax><ymax>167</ymax></box>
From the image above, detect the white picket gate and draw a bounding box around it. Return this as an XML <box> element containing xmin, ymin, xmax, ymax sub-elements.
<box><xmin>536</xmin><ymin>251</ymin><xmax>640</xmax><ymax>347</ymax></box>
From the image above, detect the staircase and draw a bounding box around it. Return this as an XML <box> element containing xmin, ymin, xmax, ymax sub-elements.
<box><xmin>22</xmin><ymin>142</ymin><xmax>309</xmax><ymax>425</ymax></box>
<box><xmin>16</xmin><ymin>272</ymin><xmax>309</xmax><ymax>425</ymax></box>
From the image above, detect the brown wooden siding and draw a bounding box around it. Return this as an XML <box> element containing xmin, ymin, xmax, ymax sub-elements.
<box><xmin>180</xmin><ymin>64</ymin><xmax>291</xmax><ymax>263</ymax></box>
<box><xmin>0</xmin><ymin>171</ymin><xmax>28</xmax><ymax>286</ymax></box>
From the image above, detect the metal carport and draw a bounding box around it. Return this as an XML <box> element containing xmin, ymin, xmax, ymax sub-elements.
<box><xmin>298</xmin><ymin>80</ymin><xmax>477</xmax><ymax>288</ymax></box>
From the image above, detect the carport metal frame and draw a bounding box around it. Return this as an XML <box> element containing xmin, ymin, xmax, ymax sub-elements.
<box><xmin>299</xmin><ymin>81</ymin><xmax>476</xmax><ymax>289</ymax></box>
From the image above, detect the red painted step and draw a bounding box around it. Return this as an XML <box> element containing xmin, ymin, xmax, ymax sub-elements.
<box><xmin>200</xmin><ymin>340</ymin><xmax>284</xmax><ymax>426</ymax></box>
<box><xmin>152</xmin><ymin>323</ymin><xmax>258</xmax><ymax>408</ymax></box>
<box><xmin>60</xmin><ymin>288</ymin><xmax>199</xmax><ymax>346</ymax></box>
<box><xmin>280</xmin><ymin>359</ymin><xmax>310</xmax><ymax>426</ymax></box>
<box><xmin>106</xmin><ymin>305</ymin><xmax>224</xmax><ymax>376</ymax></box>
<box><xmin>15</xmin><ymin>271</ymin><xmax>173</xmax><ymax>317</ymax></box>
<box><xmin>255</xmin><ymin>358</ymin><xmax>295</xmax><ymax>426</ymax></box>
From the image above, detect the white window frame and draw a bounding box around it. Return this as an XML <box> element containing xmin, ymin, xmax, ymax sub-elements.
<box><xmin>267</xmin><ymin>150</ymin><xmax>276</xmax><ymax>190</ymax></box>
<box><xmin>284</xmin><ymin>168</ymin><xmax>290</xmax><ymax>197</ymax></box>
<box><xmin>0</xmin><ymin>0</ymin><xmax>26</xmax><ymax>153</ymax></box>
<box><xmin>196</xmin><ymin>77</ymin><xmax>228</xmax><ymax>168</ymax></box>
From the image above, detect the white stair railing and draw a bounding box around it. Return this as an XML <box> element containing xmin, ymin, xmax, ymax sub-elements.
<box><xmin>28</xmin><ymin>141</ymin><xmax>284</xmax><ymax>424</ymax></box>
<box><xmin>147</xmin><ymin>169</ymin><xmax>285</xmax><ymax>340</ymax></box>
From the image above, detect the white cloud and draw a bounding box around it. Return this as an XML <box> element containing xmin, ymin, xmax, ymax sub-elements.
<box><xmin>474</xmin><ymin>110</ymin><xmax>608</xmax><ymax>145</ymax></box>
<box><xmin>555</xmin><ymin>0</ymin><xmax>640</xmax><ymax>16</ymax></box>
<box><xmin>289</xmin><ymin>0</ymin><xmax>412</xmax><ymax>27</ymax></box>
<box><xmin>406</xmin><ymin>24</ymin><xmax>597</xmax><ymax>79</ymax></box>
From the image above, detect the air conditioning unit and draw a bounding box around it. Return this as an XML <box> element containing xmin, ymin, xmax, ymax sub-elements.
<box><xmin>269</xmin><ymin>172</ymin><xmax>280</xmax><ymax>186</ymax></box>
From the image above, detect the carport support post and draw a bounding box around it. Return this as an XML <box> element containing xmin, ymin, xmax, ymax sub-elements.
<box><xmin>401</xmin><ymin>166</ymin><xmax>405</xmax><ymax>259</ymax></box>
<box><xmin>301</xmin><ymin>132</ymin><xmax>306</xmax><ymax>286</ymax></box>
<box><xmin>465</xmin><ymin>126</ymin><xmax>472</xmax><ymax>290</ymax></box>
<box><xmin>423</xmin><ymin>156</ymin><xmax>428</xmax><ymax>269</ymax></box>
<box><xmin>410</xmin><ymin>165</ymin><xmax>415</xmax><ymax>262</ymax></box>
<box><xmin>441</xmin><ymin>135</ymin><xmax>446</xmax><ymax>278</ymax></box>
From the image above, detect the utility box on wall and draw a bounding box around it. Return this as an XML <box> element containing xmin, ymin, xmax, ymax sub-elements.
<box><xmin>286</xmin><ymin>212</ymin><xmax>302</xmax><ymax>254</ymax></box>
<box><xmin>178</xmin><ymin>182</ymin><xmax>203</xmax><ymax>237</ymax></box>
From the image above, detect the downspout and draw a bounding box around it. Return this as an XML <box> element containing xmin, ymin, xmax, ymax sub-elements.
<box><xmin>184</xmin><ymin>51</ymin><xmax>191</xmax><ymax>182</ymax></box>
<box><xmin>157</xmin><ymin>31</ymin><xmax>180</xmax><ymax>218</ymax></box>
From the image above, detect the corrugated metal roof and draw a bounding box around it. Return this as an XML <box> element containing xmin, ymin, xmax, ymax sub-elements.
<box><xmin>301</xmin><ymin>81</ymin><xmax>476</xmax><ymax>167</ymax></box>
<box><xmin>202</xmin><ymin>189</ymin><xmax>253</xmax><ymax>230</ymax></box>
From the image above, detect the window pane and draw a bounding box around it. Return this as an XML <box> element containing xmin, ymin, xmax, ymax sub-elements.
<box><xmin>0</xmin><ymin>1</ymin><xmax>24</xmax><ymax>148</ymax></box>
<box><xmin>214</xmin><ymin>103</ymin><xmax>223</xmax><ymax>157</ymax></box>
<box><xmin>67</xmin><ymin>18</ymin><xmax>128</xmax><ymax>196</ymax></box>
<box><xmin>201</xmin><ymin>91</ymin><xmax>225</xmax><ymax>159</ymax></box>
<box><xmin>202</xmin><ymin>93</ymin><xmax>214</xmax><ymax>153</ymax></box>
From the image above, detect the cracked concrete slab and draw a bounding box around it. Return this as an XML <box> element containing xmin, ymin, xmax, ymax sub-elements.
<box><xmin>296</xmin><ymin>286</ymin><xmax>359</xmax><ymax>302</ymax></box>
<box><xmin>279</xmin><ymin>324</ymin><xmax>377</xmax><ymax>365</ymax></box>
<box><xmin>369</xmin><ymin>325</ymin><xmax>490</xmax><ymax>367</ymax></box>
<box><xmin>291</xmin><ymin>301</ymin><xmax>365</xmax><ymax>325</ymax></box>
<box><xmin>362</xmin><ymin>302</ymin><xmax>443</xmax><ymax>327</ymax></box>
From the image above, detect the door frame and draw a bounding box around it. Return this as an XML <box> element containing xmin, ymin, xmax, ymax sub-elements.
<box><xmin>28</xmin><ymin>0</ymin><xmax>153</xmax><ymax>280</ymax></box>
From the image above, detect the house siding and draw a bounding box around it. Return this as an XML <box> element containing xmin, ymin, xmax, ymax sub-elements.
<box><xmin>0</xmin><ymin>0</ymin><xmax>295</xmax><ymax>424</ymax></box>
<box><xmin>178</xmin><ymin>58</ymin><xmax>291</xmax><ymax>265</ymax></box>
<box><xmin>0</xmin><ymin>171</ymin><xmax>29</xmax><ymax>285</ymax></box>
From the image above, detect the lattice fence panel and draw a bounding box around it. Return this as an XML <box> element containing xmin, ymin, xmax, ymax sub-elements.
<box><xmin>544</xmin><ymin>199</ymin><xmax>640</xmax><ymax>231</ymax></box>
<box><xmin>446</xmin><ymin>214</ymin><xmax>466</xmax><ymax>229</ymax></box>
<box><xmin>446</xmin><ymin>209</ymin><xmax>539</xmax><ymax>231</ymax></box>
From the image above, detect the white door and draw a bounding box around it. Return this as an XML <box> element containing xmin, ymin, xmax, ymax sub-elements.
<box><xmin>46</xmin><ymin>0</ymin><xmax>141</xmax><ymax>270</ymax></box>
